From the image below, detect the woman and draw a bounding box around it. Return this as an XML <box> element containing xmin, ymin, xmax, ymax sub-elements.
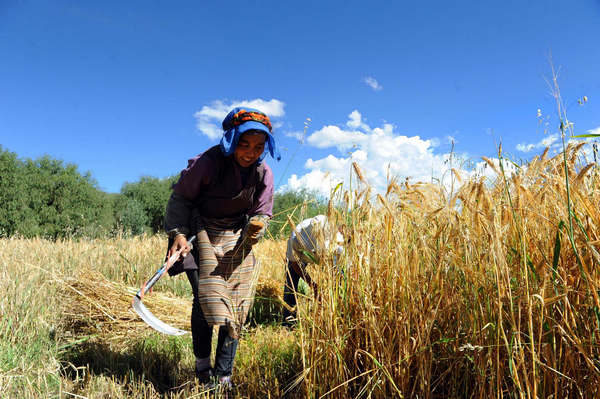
<box><xmin>164</xmin><ymin>107</ymin><xmax>279</xmax><ymax>388</ymax></box>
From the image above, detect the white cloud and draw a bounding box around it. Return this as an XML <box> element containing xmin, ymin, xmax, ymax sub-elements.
<box><xmin>363</xmin><ymin>76</ymin><xmax>383</xmax><ymax>91</ymax></box>
<box><xmin>516</xmin><ymin>134</ymin><xmax>560</xmax><ymax>153</ymax></box>
<box><xmin>194</xmin><ymin>99</ymin><xmax>285</xmax><ymax>140</ymax></box>
<box><xmin>587</xmin><ymin>127</ymin><xmax>600</xmax><ymax>135</ymax></box>
<box><xmin>429</xmin><ymin>137</ymin><xmax>441</xmax><ymax>147</ymax></box>
<box><xmin>278</xmin><ymin>110</ymin><xmax>537</xmax><ymax>198</ymax></box>
<box><xmin>280</xmin><ymin>111</ymin><xmax>456</xmax><ymax>196</ymax></box>
<box><xmin>285</xmin><ymin>130</ymin><xmax>306</xmax><ymax>142</ymax></box>
<box><xmin>284</xmin><ymin>169</ymin><xmax>343</xmax><ymax>195</ymax></box>
<box><xmin>346</xmin><ymin>110</ymin><xmax>370</xmax><ymax>131</ymax></box>
<box><xmin>307</xmin><ymin>125</ymin><xmax>367</xmax><ymax>151</ymax></box>
<box><xmin>305</xmin><ymin>154</ymin><xmax>351</xmax><ymax>174</ymax></box>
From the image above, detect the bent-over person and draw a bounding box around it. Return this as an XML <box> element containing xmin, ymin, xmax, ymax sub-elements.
<box><xmin>282</xmin><ymin>214</ymin><xmax>344</xmax><ymax>325</ymax></box>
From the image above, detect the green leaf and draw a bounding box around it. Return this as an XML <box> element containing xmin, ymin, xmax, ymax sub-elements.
<box><xmin>332</xmin><ymin>181</ymin><xmax>344</xmax><ymax>196</ymax></box>
<box><xmin>526</xmin><ymin>254</ymin><xmax>539</xmax><ymax>282</ymax></box>
<box><xmin>551</xmin><ymin>221</ymin><xmax>566</xmax><ymax>293</ymax></box>
<box><xmin>552</xmin><ymin>221</ymin><xmax>564</xmax><ymax>274</ymax></box>
<box><xmin>301</xmin><ymin>249</ymin><xmax>318</xmax><ymax>264</ymax></box>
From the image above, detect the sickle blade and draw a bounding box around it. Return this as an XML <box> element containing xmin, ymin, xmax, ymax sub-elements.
<box><xmin>132</xmin><ymin>295</ymin><xmax>187</xmax><ymax>336</ymax></box>
<box><xmin>131</xmin><ymin>235</ymin><xmax>196</xmax><ymax>335</ymax></box>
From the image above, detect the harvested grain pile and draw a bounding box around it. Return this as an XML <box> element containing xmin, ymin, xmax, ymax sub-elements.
<box><xmin>58</xmin><ymin>268</ymin><xmax>191</xmax><ymax>341</ymax></box>
<box><xmin>248</xmin><ymin>277</ymin><xmax>289</xmax><ymax>325</ymax></box>
<box><xmin>255</xmin><ymin>276</ymin><xmax>284</xmax><ymax>300</ymax></box>
<box><xmin>58</xmin><ymin>267</ymin><xmax>289</xmax><ymax>339</ymax></box>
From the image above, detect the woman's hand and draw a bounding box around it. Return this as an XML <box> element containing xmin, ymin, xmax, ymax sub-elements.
<box><xmin>246</xmin><ymin>220</ymin><xmax>264</xmax><ymax>240</ymax></box>
<box><xmin>168</xmin><ymin>234</ymin><xmax>191</xmax><ymax>261</ymax></box>
<box><xmin>242</xmin><ymin>215</ymin><xmax>269</xmax><ymax>246</ymax></box>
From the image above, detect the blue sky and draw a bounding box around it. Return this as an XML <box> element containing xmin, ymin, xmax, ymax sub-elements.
<box><xmin>1</xmin><ymin>1</ymin><xmax>599</xmax><ymax>195</ymax></box>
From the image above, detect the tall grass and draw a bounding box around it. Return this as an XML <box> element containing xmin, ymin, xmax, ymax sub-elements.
<box><xmin>299</xmin><ymin>144</ymin><xmax>600</xmax><ymax>398</ymax></box>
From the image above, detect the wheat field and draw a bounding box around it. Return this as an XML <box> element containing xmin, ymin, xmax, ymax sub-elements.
<box><xmin>1</xmin><ymin>143</ymin><xmax>599</xmax><ymax>398</ymax></box>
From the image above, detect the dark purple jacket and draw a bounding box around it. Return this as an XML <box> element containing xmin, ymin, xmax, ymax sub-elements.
<box><xmin>165</xmin><ymin>145</ymin><xmax>274</xmax><ymax>235</ymax></box>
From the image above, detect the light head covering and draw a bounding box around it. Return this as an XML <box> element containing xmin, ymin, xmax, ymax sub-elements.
<box><xmin>220</xmin><ymin>107</ymin><xmax>281</xmax><ymax>163</ymax></box>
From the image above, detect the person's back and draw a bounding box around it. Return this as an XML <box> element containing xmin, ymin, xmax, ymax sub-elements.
<box><xmin>289</xmin><ymin>214</ymin><xmax>330</xmax><ymax>264</ymax></box>
<box><xmin>283</xmin><ymin>214</ymin><xmax>346</xmax><ymax>325</ymax></box>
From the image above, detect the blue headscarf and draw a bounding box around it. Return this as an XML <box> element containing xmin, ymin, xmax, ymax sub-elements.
<box><xmin>220</xmin><ymin>107</ymin><xmax>281</xmax><ymax>163</ymax></box>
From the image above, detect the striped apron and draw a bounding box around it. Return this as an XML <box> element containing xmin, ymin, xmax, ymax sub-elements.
<box><xmin>195</xmin><ymin>218</ymin><xmax>260</xmax><ymax>339</ymax></box>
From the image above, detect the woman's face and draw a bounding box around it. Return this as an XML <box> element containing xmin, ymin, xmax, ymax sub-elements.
<box><xmin>234</xmin><ymin>131</ymin><xmax>266</xmax><ymax>167</ymax></box>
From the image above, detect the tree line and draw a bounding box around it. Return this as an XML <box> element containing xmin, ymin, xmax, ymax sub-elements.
<box><xmin>0</xmin><ymin>146</ymin><xmax>325</xmax><ymax>240</ymax></box>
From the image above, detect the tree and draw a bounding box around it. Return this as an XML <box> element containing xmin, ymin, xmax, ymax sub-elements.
<box><xmin>20</xmin><ymin>156</ymin><xmax>113</xmax><ymax>239</ymax></box>
<box><xmin>119</xmin><ymin>175</ymin><xmax>178</xmax><ymax>233</ymax></box>
<box><xmin>115</xmin><ymin>198</ymin><xmax>149</xmax><ymax>236</ymax></box>
<box><xmin>0</xmin><ymin>147</ymin><xmax>28</xmax><ymax>237</ymax></box>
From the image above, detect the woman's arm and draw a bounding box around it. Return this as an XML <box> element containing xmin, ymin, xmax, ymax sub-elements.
<box><xmin>165</xmin><ymin>150</ymin><xmax>215</xmax><ymax>257</ymax></box>
<box><xmin>165</xmin><ymin>192</ymin><xmax>194</xmax><ymax>258</ymax></box>
<box><xmin>243</xmin><ymin>163</ymin><xmax>274</xmax><ymax>245</ymax></box>
<box><xmin>165</xmin><ymin>192</ymin><xmax>194</xmax><ymax>238</ymax></box>
<box><xmin>248</xmin><ymin>163</ymin><xmax>274</xmax><ymax>217</ymax></box>
<box><xmin>289</xmin><ymin>260</ymin><xmax>318</xmax><ymax>295</ymax></box>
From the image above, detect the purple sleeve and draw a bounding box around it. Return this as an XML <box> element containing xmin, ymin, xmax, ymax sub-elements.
<box><xmin>172</xmin><ymin>153</ymin><xmax>215</xmax><ymax>200</ymax></box>
<box><xmin>249</xmin><ymin>163</ymin><xmax>274</xmax><ymax>217</ymax></box>
<box><xmin>164</xmin><ymin>153</ymin><xmax>215</xmax><ymax>234</ymax></box>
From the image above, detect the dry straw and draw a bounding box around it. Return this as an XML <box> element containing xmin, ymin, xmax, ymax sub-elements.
<box><xmin>296</xmin><ymin>143</ymin><xmax>600</xmax><ymax>398</ymax></box>
<box><xmin>58</xmin><ymin>268</ymin><xmax>191</xmax><ymax>340</ymax></box>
